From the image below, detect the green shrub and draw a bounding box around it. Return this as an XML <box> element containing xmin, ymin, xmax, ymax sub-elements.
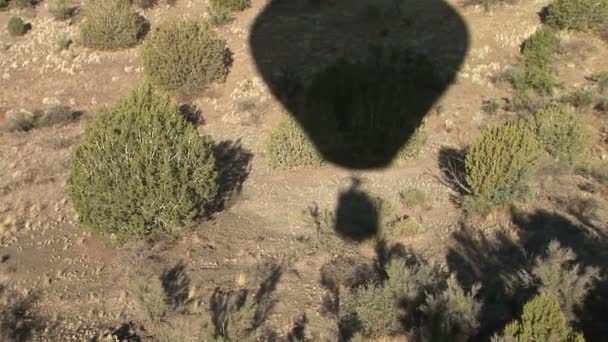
<box><xmin>7</xmin><ymin>17</ymin><xmax>28</xmax><ymax>37</ymax></box>
<box><xmin>80</xmin><ymin>0</ymin><xmax>143</xmax><ymax>51</ymax></box>
<box><xmin>0</xmin><ymin>0</ymin><xmax>8</xmax><ymax>9</ymax></box>
<box><xmin>50</xmin><ymin>0</ymin><xmax>75</xmax><ymax>20</ymax></box>
<box><xmin>5</xmin><ymin>106</ymin><xmax>80</xmax><ymax>132</ymax></box>
<box><xmin>68</xmin><ymin>83</ymin><xmax>219</xmax><ymax>242</ymax></box>
<box><xmin>521</xmin><ymin>29</ymin><xmax>559</xmax><ymax>94</ymax></box>
<box><xmin>210</xmin><ymin>0</ymin><xmax>250</xmax><ymax>12</ymax></box>
<box><xmin>497</xmin><ymin>293</ymin><xmax>585</xmax><ymax>342</ymax></box>
<box><xmin>527</xmin><ymin>106</ymin><xmax>588</xmax><ymax>163</ymax></box>
<box><xmin>482</xmin><ymin>98</ymin><xmax>501</xmax><ymax>115</ymax></box>
<box><xmin>266</xmin><ymin>115</ymin><xmax>323</xmax><ymax>169</ymax></box>
<box><xmin>166</xmin><ymin>0</ymin><xmax>177</xmax><ymax>5</ymax></box>
<box><xmin>601</xmin><ymin>99</ymin><xmax>608</xmax><ymax>112</ymax></box>
<box><xmin>142</xmin><ymin>18</ymin><xmax>229</xmax><ymax>92</ymax></box>
<box><xmin>546</xmin><ymin>0</ymin><xmax>608</xmax><ymax>31</ymax></box>
<box><xmin>6</xmin><ymin>110</ymin><xmax>34</xmax><ymax>131</ymax></box>
<box><xmin>398</xmin><ymin>188</ymin><xmax>429</xmax><ymax>208</ymax></box>
<box><xmin>465</xmin><ymin>121</ymin><xmax>542</xmax><ymax>210</ymax></box>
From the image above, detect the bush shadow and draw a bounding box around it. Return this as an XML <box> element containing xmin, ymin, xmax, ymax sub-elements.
<box><xmin>213</xmin><ymin>139</ymin><xmax>253</xmax><ymax>210</ymax></box>
<box><xmin>160</xmin><ymin>261</ymin><xmax>191</xmax><ymax>310</ymax></box>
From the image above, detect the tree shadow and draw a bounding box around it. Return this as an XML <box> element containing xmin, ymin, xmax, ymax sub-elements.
<box><xmin>447</xmin><ymin>208</ymin><xmax>608</xmax><ymax>340</ymax></box>
<box><xmin>0</xmin><ymin>286</ymin><xmax>42</xmax><ymax>342</ymax></box>
<box><xmin>160</xmin><ymin>261</ymin><xmax>191</xmax><ymax>310</ymax></box>
<box><xmin>437</xmin><ymin>146</ymin><xmax>471</xmax><ymax>200</ymax></box>
<box><xmin>334</xmin><ymin>177</ymin><xmax>382</xmax><ymax>242</ymax></box>
<box><xmin>208</xmin><ymin>262</ymin><xmax>283</xmax><ymax>339</ymax></box>
<box><xmin>250</xmin><ymin>0</ymin><xmax>469</xmax><ymax>170</ymax></box>
<box><xmin>213</xmin><ymin>139</ymin><xmax>253</xmax><ymax>210</ymax></box>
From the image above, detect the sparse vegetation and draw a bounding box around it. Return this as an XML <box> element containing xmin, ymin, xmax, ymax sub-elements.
<box><xmin>142</xmin><ymin>18</ymin><xmax>230</xmax><ymax>92</ymax></box>
<box><xmin>80</xmin><ymin>0</ymin><xmax>143</xmax><ymax>51</ymax></box>
<box><xmin>386</xmin><ymin>216</ymin><xmax>426</xmax><ymax>238</ymax></box>
<box><xmin>545</xmin><ymin>0</ymin><xmax>608</xmax><ymax>31</ymax></box>
<box><xmin>482</xmin><ymin>98</ymin><xmax>501</xmax><ymax>115</ymax></box>
<box><xmin>7</xmin><ymin>16</ymin><xmax>28</xmax><ymax>36</ymax></box>
<box><xmin>527</xmin><ymin>106</ymin><xmax>588</xmax><ymax>163</ymax></box>
<box><xmin>210</xmin><ymin>0</ymin><xmax>250</xmax><ymax>12</ymax></box>
<box><xmin>133</xmin><ymin>0</ymin><xmax>156</xmax><ymax>9</ymax></box>
<box><xmin>266</xmin><ymin>115</ymin><xmax>323</xmax><ymax>169</ymax></box>
<box><xmin>68</xmin><ymin>83</ymin><xmax>219</xmax><ymax>242</ymax></box>
<box><xmin>398</xmin><ymin>188</ymin><xmax>429</xmax><ymax>208</ymax></box>
<box><xmin>398</xmin><ymin>125</ymin><xmax>427</xmax><ymax>160</ymax></box>
<box><xmin>589</xmin><ymin>71</ymin><xmax>608</xmax><ymax>92</ymax></box>
<box><xmin>464</xmin><ymin>121</ymin><xmax>541</xmax><ymax>212</ymax></box>
<box><xmin>130</xmin><ymin>277</ymin><xmax>170</xmax><ymax>322</ymax></box>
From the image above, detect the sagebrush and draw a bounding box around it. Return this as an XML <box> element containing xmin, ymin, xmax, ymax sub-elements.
<box><xmin>266</xmin><ymin>115</ymin><xmax>323</xmax><ymax>169</ymax></box>
<box><xmin>521</xmin><ymin>28</ymin><xmax>559</xmax><ymax>94</ymax></box>
<box><xmin>7</xmin><ymin>16</ymin><xmax>28</xmax><ymax>36</ymax></box>
<box><xmin>545</xmin><ymin>0</ymin><xmax>608</xmax><ymax>31</ymax></box>
<box><xmin>143</xmin><ymin>18</ymin><xmax>229</xmax><ymax>92</ymax></box>
<box><xmin>528</xmin><ymin>106</ymin><xmax>588</xmax><ymax>163</ymax></box>
<box><xmin>68</xmin><ymin>83</ymin><xmax>219</xmax><ymax>242</ymax></box>
<box><xmin>80</xmin><ymin>0</ymin><xmax>143</xmax><ymax>50</ymax></box>
<box><xmin>210</xmin><ymin>0</ymin><xmax>250</xmax><ymax>12</ymax></box>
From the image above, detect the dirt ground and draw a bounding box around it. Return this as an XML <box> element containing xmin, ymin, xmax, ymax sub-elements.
<box><xmin>1</xmin><ymin>0</ymin><xmax>607</xmax><ymax>341</ymax></box>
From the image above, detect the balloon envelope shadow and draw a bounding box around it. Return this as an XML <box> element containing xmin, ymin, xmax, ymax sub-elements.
<box><xmin>250</xmin><ymin>0</ymin><xmax>469</xmax><ymax>169</ymax></box>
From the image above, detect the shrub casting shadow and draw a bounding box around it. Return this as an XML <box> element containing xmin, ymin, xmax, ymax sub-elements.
<box><xmin>447</xmin><ymin>209</ymin><xmax>608</xmax><ymax>340</ymax></box>
<box><xmin>250</xmin><ymin>0</ymin><xmax>469</xmax><ymax>170</ymax></box>
<box><xmin>213</xmin><ymin>139</ymin><xmax>253</xmax><ymax>209</ymax></box>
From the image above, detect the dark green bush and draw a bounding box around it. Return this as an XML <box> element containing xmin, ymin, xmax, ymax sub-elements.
<box><xmin>266</xmin><ymin>115</ymin><xmax>323</xmax><ymax>169</ymax></box>
<box><xmin>465</xmin><ymin>121</ymin><xmax>541</xmax><ymax>210</ymax></box>
<box><xmin>80</xmin><ymin>0</ymin><xmax>143</xmax><ymax>51</ymax></box>
<box><xmin>68</xmin><ymin>83</ymin><xmax>219</xmax><ymax>242</ymax></box>
<box><xmin>210</xmin><ymin>0</ymin><xmax>250</xmax><ymax>12</ymax></box>
<box><xmin>7</xmin><ymin>17</ymin><xmax>28</xmax><ymax>37</ymax></box>
<box><xmin>496</xmin><ymin>293</ymin><xmax>585</xmax><ymax>342</ymax></box>
<box><xmin>528</xmin><ymin>106</ymin><xmax>588</xmax><ymax>163</ymax></box>
<box><xmin>559</xmin><ymin>88</ymin><xmax>595</xmax><ymax>110</ymax></box>
<box><xmin>142</xmin><ymin>18</ymin><xmax>230</xmax><ymax>92</ymax></box>
<box><xmin>0</xmin><ymin>0</ymin><xmax>8</xmax><ymax>9</ymax></box>
<box><xmin>521</xmin><ymin>29</ymin><xmax>559</xmax><ymax>94</ymax></box>
<box><xmin>545</xmin><ymin>0</ymin><xmax>608</xmax><ymax>31</ymax></box>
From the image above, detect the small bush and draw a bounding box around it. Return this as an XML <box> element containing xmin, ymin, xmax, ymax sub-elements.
<box><xmin>0</xmin><ymin>0</ymin><xmax>8</xmax><ymax>9</ymax></box>
<box><xmin>166</xmin><ymin>0</ymin><xmax>177</xmax><ymax>5</ymax></box>
<box><xmin>545</xmin><ymin>0</ymin><xmax>608</xmax><ymax>31</ymax></box>
<box><xmin>80</xmin><ymin>0</ymin><xmax>143</xmax><ymax>51</ymax></box>
<box><xmin>386</xmin><ymin>216</ymin><xmax>426</xmax><ymax>238</ymax></box>
<box><xmin>531</xmin><ymin>241</ymin><xmax>599</xmax><ymax>320</ymax></box>
<box><xmin>521</xmin><ymin>29</ymin><xmax>559</xmax><ymax>94</ymax></box>
<box><xmin>6</xmin><ymin>110</ymin><xmax>35</xmax><ymax>131</ymax></box>
<box><xmin>527</xmin><ymin>106</ymin><xmax>588</xmax><ymax>163</ymax></box>
<box><xmin>210</xmin><ymin>0</ymin><xmax>250</xmax><ymax>12</ymax></box>
<box><xmin>68</xmin><ymin>83</ymin><xmax>219</xmax><ymax>242</ymax></box>
<box><xmin>50</xmin><ymin>0</ymin><xmax>76</xmax><ymax>20</ymax></box>
<box><xmin>482</xmin><ymin>98</ymin><xmax>501</xmax><ymax>115</ymax></box>
<box><xmin>130</xmin><ymin>277</ymin><xmax>170</xmax><ymax>322</ymax></box>
<box><xmin>209</xmin><ymin>6</ymin><xmax>230</xmax><ymax>26</ymax></box>
<box><xmin>398</xmin><ymin>188</ymin><xmax>429</xmax><ymax>208</ymax></box>
<box><xmin>5</xmin><ymin>106</ymin><xmax>80</xmax><ymax>132</ymax></box>
<box><xmin>398</xmin><ymin>125</ymin><xmax>427</xmax><ymax>159</ymax></box>
<box><xmin>465</xmin><ymin>121</ymin><xmax>542</xmax><ymax>210</ymax></box>
<box><xmin>496</xmin><ymin>293</ymin><xmax>585</xmax><ymax>342</ymax></box>
<box><xmin>133</xmin><ymin>0</ymin><xmax>156</xmax><ymax>9</ymax></box>
<box><xmin>559</xmin><ymin>89</ymin><xmax>595</xmax><ymax>110</ymax></box>
<box><xmin>142</xmin><ymin>18</ymin><xmax>230</xmax><ymax>92</ymax></box>
<box><xmin>266</xmin><ymin>116</ymin><xmax>323</xmax><ymax>169</ymax></box>
<box><xmin>589</xmin><ymin>71</ymin><xmax>608</xmax><ymax>92</ymax></box>
<box><xmin>12</xmin><ymin>0</ymin><xmax>35</xmax><ymax>8</ymax></box>
<box><xmin>7</xmin><ymin>17</ymin><xmax>28</xmax><ymax>37</ymax></box>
